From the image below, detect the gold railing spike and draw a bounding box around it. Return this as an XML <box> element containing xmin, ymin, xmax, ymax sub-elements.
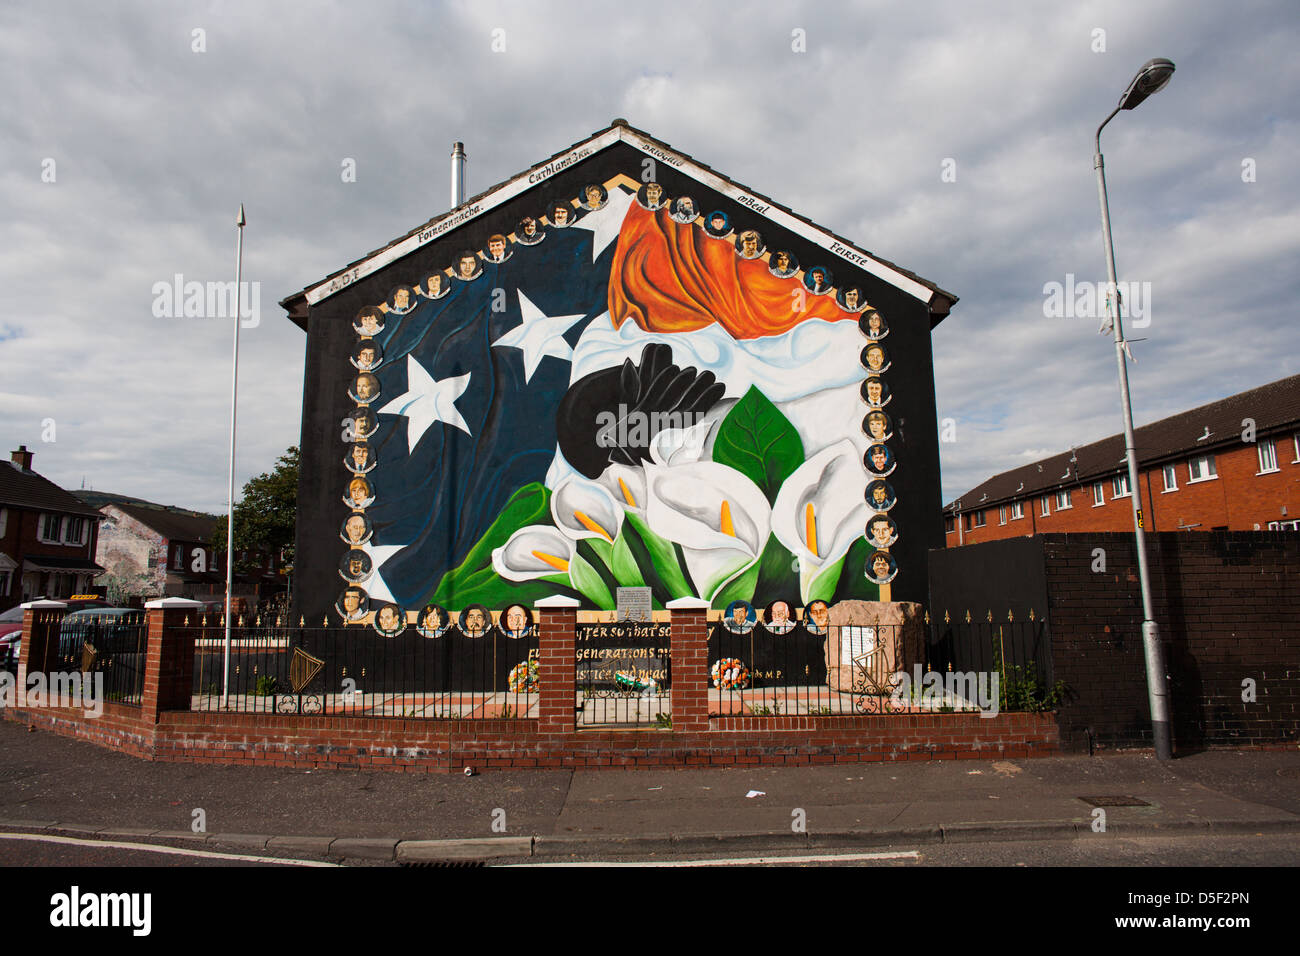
<box><xmin>184</xmin><ymin>615</ymin><xmax>191</xmax><ymax>627</ymax></box>
<box><xmin>1007</xmin><ymin>609</ymin><xmax>1014</xmax><ymax>623</ymax></box>
<box><xmin>255</xmin><ymin>613</ymin><xmax>263</xmax><ymax>627</ymax></box>
<box><xmin>943</xmin><ymin>610</ymin><xmax>950</xmax><ymax>624</ymax></box>
<box><xmin>964</xmin><ymin>609</ymin><xmax>971</xmax><ymax>624</ymax></box>
<box><xmin>924</xmin><ymin>609</ymin><xmax>930</xmax><ymax>625</ymax></box>
<box><xmin>1029</xmin><ymin>607</ymin><xmax>1036</xmax><ymax>621</ymax></box>
<box><xmin>275</xmin><ymin>614</ymin><xmax>282</xmax><ymax>627</ymax></box>
<box><xmin>299</xmin><ymin>616</ymin><xmax>306</xmax><ymax>627</ymax></box>
<box><xmin>322</xmin><ymin>615</ymin><xmax>328</xmax><ymax>626</ymax></box>
<box><xmin>987</xmin><ymin>609</ymin><xmax>993</xmax><ymax>623</ymax></box>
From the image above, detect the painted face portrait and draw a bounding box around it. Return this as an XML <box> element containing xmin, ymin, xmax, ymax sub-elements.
<box><xmin>455</xmin><ymin>252</ymin><xmax>480</xmax><ymax>280</ymax></box>
<box><xmin>487</xmin><ymin>234</ymin><xmax>509</xmax><ymax>262</ymax></box>
<box><xmin>866</xmin><ymin>412</ymin><xmax>891</xmax><ymax>442</ymax></box>
<box><xmin>768</xmin><ymin>250</ymin><xmax>799</xmax><ymax>278</ymax></box>
<box><xmin>504</xmin><ymin>604</ymin><xmax>529</xmax><ymax>634</ymax></box>
<box><xmin>863</xmin><ymin>310</ymin><xmax>889</xmax><ymax>340</ymax></box>
<box><xmin>807</xmin><ymin>600</ymin><xmax>830</xmax><ymax>632</ymax></box>
<box><xmin>724</xmin><ymin>600</ymin><xmax>753</xmax><ymax>633</ymax></box>
<box><xmin>346</xmin><ymin>477</ymin><xmax>374</xmax><ymax>509</ymax></box>
<box><xmin>868</xmin><ymin>516</ymin><xmax>898</xmax><ymax>548</ymax></box>
<box><xmin>736</xmin><ymin>230</ymin><xmax>763</xmax><ymax>259</ymax></box>
<box><xmin>840</xmin><ymin>287</ymin><xmax>865</xmax><ymax>312</ymax></box>
<box><xmin>863</xmin><ymin>377</ymin><xmax>891</xmax><ymax>408</ymax></box>
<box><xmin>670</xmin><ymin>197</ymin><xmax>697</xmax><ymax>223</ymax></box>
<box><xmin>337</xmin><ymin>587</ymin><xmax>368</xmax><ymax>622</ymax></box>
<box><xmin>374</xmin><ymin>603</ymin><xmax>406</xmax><ymax>637</ymax></box>
<box><xmin>863</xmin><ymin>344</ymin><xmax>890</xmax><ymax>373</ymax></box>
<box><xmin>417</xmin><ymin>604</ymin><xmax>449</xmax><ymax>638</ymax></box>
<box><xmin>705</xmin><ymin>212</ymin><xmax>730</xmax><ymax>237</ymax></box>
<box><xmin>351</xmin><ymin>374</ymin><xmax>379</xmax><ymax>404</ymax></box>
<box><xmin>339</xmin><ymin>549</ymin><xmax>372</xmax><ymax>583</ymax></box>
<box><xmin>346</xmin><ymin>443</ymin><xmax>376</xmax><ymax>474</ymax></box>
<box><xmin>341</xmin><ymin>514</ymin><xmax>371</xmax><ymax>546</ymax></box>
<box><xmin>582</xmin><ymin>184</ymin><xmax>606</xmax><ymax>209</ymax></box>
<box><xmin>866</xmin><ymin>443</ymin><xmax>895</xmax><ymax>477</ymax></box>
<box><xmin>517</xmin><ymin>217</ymin><xmax>545</xmax><ymax>244</ymax></box>
<box><xmin>639</xmin><ymin>182</ymin><xmax>665</xmax><ymax>209</ymax></box>
<box><xmin>804</xmin><ymin>267</ymin><xmax>834</xmax><ymax>294</ymax></box>
<box><xmin>551</xmin><ymin>204</ymin><xmax>571</xmax><ymax>226</ymax></box>
<box><xmin>424</xmin><ymin>273</ymin><xmax>448</xmax><ymax>298</ymax></box>
<box><xmin>867</xmin><ymin>551</ymin><xmax>898</xmax><ymax>585</ymax></box>
<box><xmin>765</xmin><ymin>600</ymin><xmax>793</xmax><ymax>633</ymax></box>
<box><xmin>352</xmin><ymin>342</ymin><xmax>381</xmax><ymax>371</ymax></box>
<box><xmin>353</xmin><ymin>308</ymin><xmax>384</xmax><ymax>337</ymax></box>
<box><xmin>388</xmin><ymin>286</ymin><xmax>414</xmax><ymax>314</ymax></box>
<box><xmin>350</xmin><ymin>408</ymin><xmax>376</xmax><ymax>441</ymax></box>
<box><xmin>461</xmin><ymin>606</ymin><xmax>489</xmax><ymax>635</ymax></box>
<box><xmin>867</xmin><ymin>480</ymin><xmax>896</xmax><ymax>512</ymax></box>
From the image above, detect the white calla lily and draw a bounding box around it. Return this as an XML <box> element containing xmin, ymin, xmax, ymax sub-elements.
<box><xmin>649</xmin><ymin>417</ymin><xmax>716</xmax><ymax>467</ymax></box>
<box><xmin>772</xmin><ymin>439</ymin><xmax>870</xmax><ymax>603</ymax></box>
<box><xmin>550</xmin><ymin>478</ymin><xmax>623</xmax><ymax>543</ymax></box>
<box><xmin>597</xmin><ymin>463</ymin><xmax>648</xmax><ymax>516</ymax></box>
<box><xmin>644</xmin><ymin>461</ymin><xmax>771</xmax><ymax>602</ymax></box>
<box><xmin>493</xmin><ymin>525</ymin><xmax>575</xmax><ymax>581</ymax></box>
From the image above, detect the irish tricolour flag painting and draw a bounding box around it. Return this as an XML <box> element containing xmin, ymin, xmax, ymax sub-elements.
<box><xmin>354</xmin><ymin>181</ymin><xmax>881</xmax><ymax>612</ymax></box>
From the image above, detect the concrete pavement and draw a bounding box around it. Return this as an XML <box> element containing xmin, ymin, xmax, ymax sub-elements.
<box><xmin>1</xmin><ymin>717</ymin><xmax>1296</xmax><ymax>863</ymax></box>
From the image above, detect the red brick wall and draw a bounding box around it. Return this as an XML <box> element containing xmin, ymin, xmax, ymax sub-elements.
<box><xmin>945</xmin><ymin>433</ymin><xmax>1300</xmax><ymax>547</ymax></box>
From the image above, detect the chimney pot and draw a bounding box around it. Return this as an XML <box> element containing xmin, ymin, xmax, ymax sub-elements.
<box><xmin>10</xmin><ymin>445</ymin><xmax>32</xmax><ymax>470</ymax></box>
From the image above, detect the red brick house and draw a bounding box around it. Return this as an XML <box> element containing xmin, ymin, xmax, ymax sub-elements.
<box><xmin>0</xmin><ymin>446</ymin><xmax>105</xmax><ymax>609</ymax></box>
<box><xmin>943</xmin><ymin>374</ymin><xmax>1300</xmax><ymax>546</ymax></box>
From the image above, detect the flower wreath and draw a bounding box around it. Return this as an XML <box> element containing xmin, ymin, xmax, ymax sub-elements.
<box><xmin>711</xmin><ymin>658</ymin><xmax>750</xmax><ymax>690</ymax></box>
<box><xmin>507</xmin><ymin>658</ymin><xmax>539</xmax><ymax>693</ymax></box>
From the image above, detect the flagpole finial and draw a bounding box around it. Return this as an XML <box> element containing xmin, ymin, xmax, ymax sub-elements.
<box><xmin>237</xmin><ymin>204</ymin><xmax>246</xmax><ymax>227</ymax></box>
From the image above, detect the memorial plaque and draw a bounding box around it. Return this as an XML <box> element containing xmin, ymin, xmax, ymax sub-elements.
<box><xmin>616</xmin><ymin>587</ymin><xmax>653</xmax><ymax>622</ymax></box>
<box><xmin>840</xmin><ymin>625</ymin><xmax>877</xmax><ymax>666</ymax></box>
<box><xmin>576</xmin><ymin>621</ymin><xmax>671</xmax><ymax>690</ymax></box>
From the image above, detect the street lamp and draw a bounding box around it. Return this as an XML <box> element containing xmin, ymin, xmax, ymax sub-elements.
<box><xmin>1094</xmin><ymin>58</ymin><xmax>1175</xmax><ymax>760</ymax></box>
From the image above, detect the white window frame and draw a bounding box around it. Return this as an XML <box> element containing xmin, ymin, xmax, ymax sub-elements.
<box><xmin>1010</xmin><ymin>500</ymin><xmax>1024</xmax><ymax>520</ymax></box>
<box><xmin>971</xmin><ymin>509</ymin><xmax>986</xmax><ymax>528</ymax></box>
<box><xmin>1267</xmin><ymin>519</ymin><xmax>1300</xmax><ymax>531</ymax></box>
<box><xmin>1092</xmin><ymin>483</ymin><xmax>1105</xmax><ymax>507</ymax></box>
<box><xmin>1055</xmin><ymin>489</ymin><xmax>1072</xmax><ymax>510</ymax></box>
<box><xmin>1112</xmin><ymin>474</ymin><xmax>1131</xmax><ymax>499</ymax></box>
<box><xmin>62</xmin><ymin>516</ymin><xmax>87</xmax><ymax>546</ymax></box>
<box><xmin>1039</xmin><ymin>496</ymin><xmax>1051</xmax><ymax>517</ymax></box>
<box><xmin>1257</xmin><ymin>439</ymin><xmax>1279</xmax><ymax>475</ymax></box>
<box><xmin>0</xmin><ymin>507</ymin><xmax>7</xmax><ymax>538</ymax></box>
<box><xmin>1188</xmin><ymin>455</ymin><xmax>1217</xmax><ymax>483</ymax></box>
<box><xmin>1162</xmin><ymin>464</ymin><xmax>1178</xmax><ymax>493</ymax></box>
<box><xmin>1292</xmin><ymin>433</ymin><xmax>1299</xmax><ymax>464</ymax></box>
<box><xmin>38</xmin><ymin>513</ymin><xmax>63</xmax><ymax>544</ymax></box>
<box><xmin>998</xmin><ymin>505</ymin><xmax>1007</xmax><ymax>525</ymax></box>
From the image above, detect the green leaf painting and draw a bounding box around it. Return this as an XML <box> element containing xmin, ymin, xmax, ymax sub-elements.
<box><xmin>711</xmin><ymin>386</ymin><xmax>804</xmax><ymax>503</ymax></box>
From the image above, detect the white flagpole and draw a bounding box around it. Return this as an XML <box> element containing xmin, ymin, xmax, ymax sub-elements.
<box><xmin>223</xmin><ymin>204</ymin><xmax>246</xmax><ymax>708</ymax></box>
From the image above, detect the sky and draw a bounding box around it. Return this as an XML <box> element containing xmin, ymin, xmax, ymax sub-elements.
<box><xmin>2</xmin><ymin>0</ymin><xmax>1296</xmax><ymax>513</ymax></box>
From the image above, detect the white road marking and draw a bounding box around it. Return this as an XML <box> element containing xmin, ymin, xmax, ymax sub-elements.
<box><xmin>0</xmin><ymin>832</ymin><xmax>339</xmax><ymax>866</ymax></box>
<box><xmin>505</xmin><ymin>849</ymin><xmax>920</xmax><ymax>867</ymax></box>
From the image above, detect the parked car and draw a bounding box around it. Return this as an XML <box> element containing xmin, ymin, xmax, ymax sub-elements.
<box><xmin>0</xmin><ymin>606</ymin><xmax>23</xmax><ymax>671</ymax></box>
<box><xmin>56</xmin><ymin>608</ymin><xmax>146</xmax><ymax>663</ymax></box>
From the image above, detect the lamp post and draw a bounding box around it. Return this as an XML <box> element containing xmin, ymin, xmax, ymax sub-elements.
<box><xmin>1094</xmin><ymin>58</ymin><xmax>1175</xmax><ymax>760</ymax></box>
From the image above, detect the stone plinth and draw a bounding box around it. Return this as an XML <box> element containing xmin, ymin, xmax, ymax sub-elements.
<box><xmin>825</xmin><ymin>601</ymin><xmax>925</xmax><ymax>694</ymax></box>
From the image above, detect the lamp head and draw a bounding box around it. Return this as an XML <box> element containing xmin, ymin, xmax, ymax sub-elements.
<box><xmin>1119</xmin><ymin>58</ymin><xmax>1175</xmax><ymax>110</ymax></box>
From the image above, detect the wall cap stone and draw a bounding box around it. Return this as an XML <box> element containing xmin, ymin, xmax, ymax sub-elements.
<box><xmin>145</xmin><ymin>597</ymin><xmax>205</xmax><ymax>609</ymax></box>
<box><xmin>534</xmin><ymin>596</ymin><xmax>581</xmax><ymax>609</ymax></box>
<box><xmin>667</xmin><ymin>598</ymin><xmax>710</xmax><ymax>610</ymax></box>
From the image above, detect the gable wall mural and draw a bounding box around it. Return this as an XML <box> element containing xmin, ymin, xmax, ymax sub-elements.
<box><xmin>292</xmin><ymin>139</ymin><xmax>947</xmax><ymax>630</ymax></box>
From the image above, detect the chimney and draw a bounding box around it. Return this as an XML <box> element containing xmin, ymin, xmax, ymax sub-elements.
<box><xmin>10</xmin><ymin>445</ymin><xmax>32</xmax><ymax>471</ymax></box>
<box><xmin>450</xmin><ymin>142</ymin><xmax>467</xmax><ymax>209</ymax></box>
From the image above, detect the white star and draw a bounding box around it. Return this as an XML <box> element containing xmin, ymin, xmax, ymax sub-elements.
<box><xmin>361</xmin><ymin>543</ymin><xmax>405</xmax><ymax>604</ymax></box>
<box><xmin>572</xmin><ymin>187</ymin><xmax>635</xmax><ymax>262</ymax></box>
<box><xmin>492</xmin><ymin>290</ymin><xmax>587</xmax><ymax>383</ymax></box>
<box><xmin>376</xmin><ymin>355</ymin><xmax>471</xmax><ymax>454</ymax></box>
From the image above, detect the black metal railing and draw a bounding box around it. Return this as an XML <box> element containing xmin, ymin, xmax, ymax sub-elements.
<box><xmin>575</xmin><ymin>620</ymin><xmax>672</xmax><ymax>727</ymax></box>
<box><xmin>53</xmin><ymin>611</ymin><xmax>149</xmax><ymax>706</ymax></box>
<box><xmin>190</xmin><ymin>620</ymin><xmax>539</xmax><ymax>719</ymax></box>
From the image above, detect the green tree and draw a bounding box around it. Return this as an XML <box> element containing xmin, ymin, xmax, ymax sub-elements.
<box><xmin>211</xmin><ymin>446</ymin><xmax>298</xmax><ymax>572</ymax></box>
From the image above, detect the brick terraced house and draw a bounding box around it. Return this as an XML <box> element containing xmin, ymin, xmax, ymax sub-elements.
<box><xmin>943</xmin><ymin>374</ymin><xmax>1300</xmax><ymax>546</ymax></box>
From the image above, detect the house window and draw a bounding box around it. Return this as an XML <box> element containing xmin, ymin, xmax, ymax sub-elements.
<box><xmin>944</xmin><ymin>515</ymin><xmax>954</xmax><ymax>534</ymax></box>
<box><xmin>1055</xmin><ymin>490</ymin><xmax>1072</xmax><ymax>510</ymax></box>
<box><xmin>172</xmin><ymin>545</ymin><xmax>185</xmax><ymax>570</ymax></box>
<box><xmin>999</xmin><ymin>506</ymin><xmax>1007</xmax><ymax>525</ymax></box>
<box><xmin>0</xmin><ymin>507</ymin><xmax>7</xmax><ymax>538</ymax></box>
<box><xmin>1040</xmin><ymin>496</ymin><xmax>1051</xmax><ymax>517</ymax></box>
<box><xmin>1113</xmin><ymin>474</ymin><xmax>1131</xmax><ymax>499</ymax></box>
<box><xmin>1162</xmin><ymin>464</ymin><xmax>1178</xmax><ymax>492</ymax></box>
<box><xmin>1267</xmin><ymin>519</ymin><xmax>1300</xmax><ymax>531</ymax></box>
<box><xmin>1188</xmin><ymin>455</ymin><xmax>1217</xmax><ymax>483</ymax></box>
<box><xmin>1010</xmin><ymin>500</ymin><xmax>1023</xmax><ymax>520</ymax></box>
<box><xmin>971</xmin><ymin>510</ymin><xmax>986</xmax><ymax>528</ymax></box>
<box><xmin>62</xmin><ymin>516</ymin><xmax>86</xmax><ymax>546</ymax></box>
<box><xmin>1293</xmin><ymin>433</ymin><xmax>1299</xmax><ymax>463</ymax></box>
<box><xmin>1257</xmin><ymin>440</ymin><xmax>1278</xmax><ymax>474</ymax></box>
<box><xmin>38</xmin><ymin>513</ymin><xmax>63</xmax><ymax>543</ymax></box>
